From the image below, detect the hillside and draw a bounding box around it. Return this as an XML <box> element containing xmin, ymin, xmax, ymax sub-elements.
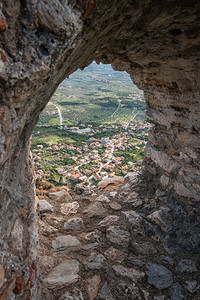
<box><xmin>37</xmin><ymin>62</ymin><xmax>145</xmax><ymax>126</ymax></box>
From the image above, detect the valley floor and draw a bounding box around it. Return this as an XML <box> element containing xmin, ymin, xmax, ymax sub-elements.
<box><xmin>38</xmin><ymin>172</ymin><xmax>200</xmax><ymax>300</ymax></box>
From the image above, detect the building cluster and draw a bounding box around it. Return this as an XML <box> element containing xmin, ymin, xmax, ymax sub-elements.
<box><xmin>32</xmin><ymin>122</ymin><xmax>149</xmax><ymax>187</ymax></box>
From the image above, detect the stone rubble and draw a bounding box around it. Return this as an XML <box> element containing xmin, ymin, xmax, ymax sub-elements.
<box><xmin>98</xmin><ymin>176</ymin><xmax>124</xmax><ymax>191</ymax></box>
<box><xmin>108</xmin><ymin>202</ymin><xmax>122</xmax><ymax>210</ymax></box>
<box><xmin>160</xmin><ymin>256</ymin><xmax>174</xmax><ymax>266</ymax></box>
<box><xmin>95</xmin><ymin>195</ymin><xmax>110</xmax><ymax>203</ymax></box>
<box><xmin>0</xmin><ymin>265</ymin><xmax>4</xmax><ymax>289</ymax></box>
<box><xmin>86</xmin><ymin>275</ymin><xmax>101</xmax><ymax>300</ymax></box>
<box><xmin>58</xmin><ymin>288</ymin><xmax>84</xmax><ymax>300</ymax></box>
<box><xmin>49</xmin><ymin>190</ymin><xmax>72</xmax><ymax>202</ymax></box>
<box><xmin>104</xmin><ymin>247</ymin><xmax>126</xmax><ymax>264</ymax></box>
<box><xmin>171</xmin><ymin>283</ymin><xmax>184</xmax><ymax>300</ymax></box>
<box><xmin>98</xmin><ymin>281</ymin><xmax>114</xmax><ymax>300</ymax></box>
<box><xmin>153</xmin><ymin>296</ymin><xmax>166</xmax><ymax>300</ymax></box>
<box><xmin>39</xmin><ymin>172</ymin><xmax>200</xmax><ymax>299</ymax></box>
<box><xmin>39</xmin><ymin>220</ymin><xmax>58</xmax><ymax>236</ymax></box>
<box><xmin>83</xmin><ymin>202</ymin><xmax>108</xmax><ymax>217</ymax></box>
<box><xmin>184</xmin><ymin>280</ymin><xmax>200</xmax><ymax>294</ymax></box>
<box><xmin>146</xmin><ymin>263</ymin><xmax>173</xmax><ymax>290</ymax></box>
<box><xmin>109</xmin><ymin>192</ymin><xmax>118</xmax><ymax>198</ymax></box>
<box><xmin>39</xmin><ymin>199</ymin><xmax>54</xmax><ymax>214</ymax></box>
<box><xmin>42</xmin><ymin>260</ymin><xmax>80</xmax><ymax>289</ymax></box>
<box><xmin>51</xmin><ymin>235</ymin><xmax>81</xmax><ymax>252</ymax></box>
<box><xmin>63</xmin><ymin>217</ymin><xmax>84</xmax><ymax>231</ymax></box>
<box><xmin>98</xmin><ymin>215</ymin><xmax>119</xmax><ymax>228</ymax></box>
<box><xmin>112</xmin><ymin>265</ymin><xmax>145</xmax><ymax>283</ymax></box>
<box><xmin>106</xmin><ymin>226</ymin><xmax>130</xmax><ymax>245</ymax></box>
<box><xmin>175</xmin><ymin>259</ymin><xmax>198</xmax><ymax>273</ymax></box>
<box><xmin>83</xmin><ymin>252</ymin><xmax>106</xmax><ymax>270</ymax></box>
<box><xmin>61</xmin><ymin>202</ymin><xmax>80</xmax><ymax>215</ymax></box>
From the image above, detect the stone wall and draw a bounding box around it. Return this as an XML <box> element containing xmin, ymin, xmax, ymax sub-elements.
<box><xmin>0</xmin><ymin>0</ymin><xmax>200</xmax><ymax>298</ymax></box>
<box><xmin>143</xmin><ymin>88</ymin><xmax>200</xmax><ymax>201</ymax></box>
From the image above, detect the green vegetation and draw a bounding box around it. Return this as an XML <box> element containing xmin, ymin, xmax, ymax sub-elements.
<box><xmin>36</xmin><ymin>62</ymin><xmax>145</xmax><ymax>126</ymax></box>
<box><xmin>32</xmin><ymin>62</ymin><xmax>149</xmax><ymax>191</ymax></box>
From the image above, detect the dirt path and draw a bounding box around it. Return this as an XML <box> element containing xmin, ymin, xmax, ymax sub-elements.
<box><xmin>38</xmin><ymin>172</ymin><xmax>200</xmax><ymax>300</ymax></box>
<box><xmin>49</xmin><ymin>102</ymin><xmax>63</xmax><ymax>127</ymax></box>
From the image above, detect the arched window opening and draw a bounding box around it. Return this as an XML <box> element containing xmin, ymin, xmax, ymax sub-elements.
<box><xmin>31</xmin><ymin>62</ymin><xmax>150</xmax><ymax>193</ymax></box>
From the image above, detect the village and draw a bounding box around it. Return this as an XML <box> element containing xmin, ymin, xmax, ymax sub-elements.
<box><xmin>32</xmin><ymin>121</ymin><xmax>150</xmax><ymax>195</ymax></box>
<box><xmin>31</xmin><ymin>62</ymin><xmax>148</xmax><ymax>197</ymax></box>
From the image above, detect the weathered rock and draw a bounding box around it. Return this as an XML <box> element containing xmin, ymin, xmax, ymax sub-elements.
<box><xmin>174</xmin><ymin>182</ymin><xmax>199</xmax><ymax>200</ymax></box>
<box><xmin>160</xmin><ymin>175</ymin><xmax>170</xmax><ymax>187</ymax></box>
<box><xmin>148</xmin><ymin>210</ymin><xmax>172</xmax><ymax>232</ymax></box>
<box><xmin>61</xmin><ymin>202</ymin><xmax>80</xmax><ymax>215</ymax></box>
<box><xmin>53</xmin><ymin>216</ymin><xmax>64</xmax><ymax>222</ymax></box>
<box><xmin>38</xmin><ymin>220</ymin><xmax>58</xmax><ymax>235</ymax></box>
<box><xmin>132</xmin><ymin>199</ymin><xmax>143</xmax><ymax>208</ymax></box>
<box><xmin>98</xmin><ymin>215</ymin><xmax>119</xmax><ymax>227</ymax></box>
<box><xmin>145</xmin><ymin>143</ymin><xmax>177</xmax><ymax>173</ymax></box>
<box><xmin>106</xmin><ymin>226</ymin><xmax>130</xmax><ymax>245</ymax></box>
<box><xmin>95</xmin><ymin>195</ymin><xmax>110</xmax><ymax>202</ymax></box>
<box><xmin>153</xmin><ymin>296</ymin><xmax>166</xmax><ymax>300</ymax></box>
<box><xmin>171</xmin><ymin>283</ymin><xmax>184</xmax><ymax>300</ymax></box>
<box><xmin>98</xmin><ymin>177</ymin><xmax>124</xmax><ymax>191</ymax></box>
<box><xmin>112</xmin><ymin>265</ymin><xmax>145</xmax><ymax>282</ymax></box>
<box><xmin>109</xmin><ymin>202</ymin><xmax>122</xmax><ymax>210</ymax></box>
<box><xmin>86</xmin><ymin>275</ymin><xmax>101</xmax><ymax>300</ymax></box>
<box><xmin>52</xmin><ymin>235</ymin><xmax>80</xmax><ymax>252</ymax></box>
<box><xmin>83</xmin><ymin>202</ymin><xmax>107</xmax><ymax>217</ymax></box>
<box><xmin>81</xmin><ymin>242</ymin><xmax>99</xmax><ymax>251</ymax></box>
<box><xmin>39</xmin><ymin>255</ymin><xmax>55</xmax><ymax>270</ymax></box>
<box><xmin>109</xmin><ymin>191</ymin><xmax>118</xmax><ymax>198</ymax></box>
<box><xmin>124</xmin><ymin>172</ymin><xmax>141</xmax><ymax>185</ymax></box>
<box><xmin>48</xmin><ymin>190</ymin><xmax>72</xmax><ymax>202</ymax></box>
<box><xmin>156</xmin><ymin>190</ymin><xmax>167</xmax><ymax>198</ymax></box>
<box><xmin>63</xmin><ymin>217</ymin><xmax>84</xmax><ymax>231</ymax></box>
<box><xmin>142</xmin><ymin>290</ymin><xmax>150</xmax><ymax>300</ymax></box>
<box><xmin>40</xmin><ymin>286</ymin><xmax>55</xmax><ymax>300</ymax></box>
<box><xmin>139</xmin><ymin>203</ymin><xmax>153</xmax><ymax>215</ymax></box>
<box><xmin>104</xmin><ymin>247</ymin><xmax>126</xmax><ymax>263</ymax></box>
<box><xmin>39</xmin><ymin>200</ymin><xmax>54</xmax><ymax>213</ymax></box>
<box><xmin>11</xmin><ymin>218</ymin><xmax>23</xmax><ymax>251</ymax></box>
<box><xmin>117</xmin><ymin>282</ymin><xmax>141</xmax><ymax>299</ymax></box>
<box><xmin>83</xmin><ymin>252</ymin><xmax>106</xmax><ymax>270</ymax></box>
<box><xmin>58</xmin><ymin>288</ymin><xmax>84</xmax><ymax>300</ymax></box>
<box><xmin>99</xmin><ymin>281</ymin><xmax>114</xmax><ymax>300</ymax></box>
<box><xmin>127</xmin><ymin>256</ymin><xmax>145</xmax><ymax>268</ymax></box>
<box><xmin>43</xmin><ymin>260</ymin><xmax>79</xmax><ymax>289</ymax></box>
<box><xmin>175</xmin><ymin>259</ymin><xmax>198</xmax><ymax>273</ymax></box>
<box><xmin>131</xmin><ymin>241</ymin><xmax>157</xmax><ymax>256</ymax></box>
<box><xmin>146</xmin><ymin>263</ymin><xmax>173</xmax><ymax>290</ymax></box>
<box><xmin>79</xmin><ymin>230</ymin><xmax>101</xmax><ymax>242</ymax></box>
<box><xmin>122</xmin><ymin>211</ymin><xmax>143</xmax><ymax>231</ymax></box>
<box><xmin>184</xmin><ymin>280</ymin><xmax>200</xmax><ymax>294</ymax></box>
<box><xmin>124</xmin><ymin>192</ymin><xmax>139</xmax><ymax>203</ymax></box>
<box><xmin>0</xmin><ymin>264</ymin><xmax>5</xmax><ymax>289</ymax></box>
<box><xmin>74</xmin><ymin>184</ymin><xmax>92</xmax><ymax>195</ymax></box>
<box><xmin>120</xmin><ymin>182</ymin><xmax>131</xmax><ymax>191</ymax></box>
<box><xmin>160</xmin><ymin>256</ymin><xmax>174</xmax><ymax>266</ymax></box>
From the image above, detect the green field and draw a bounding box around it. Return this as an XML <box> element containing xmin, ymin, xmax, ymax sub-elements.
<box><xmin>36</xmin><ymin>62</ymin><xmax>145</xmax><ymax>127</ymax></box>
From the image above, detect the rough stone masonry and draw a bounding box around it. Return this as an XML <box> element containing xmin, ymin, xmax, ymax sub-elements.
<box><xmin>0</xmin><ymin>0</ymin><xmax>199</xmax><ymax>299</ymax></box>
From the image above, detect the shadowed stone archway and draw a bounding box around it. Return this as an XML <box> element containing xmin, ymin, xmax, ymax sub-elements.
<box><xmin>0</xmin><ymin>0</ymin><xmax>200</xmax><ymax>298</ymax></box>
